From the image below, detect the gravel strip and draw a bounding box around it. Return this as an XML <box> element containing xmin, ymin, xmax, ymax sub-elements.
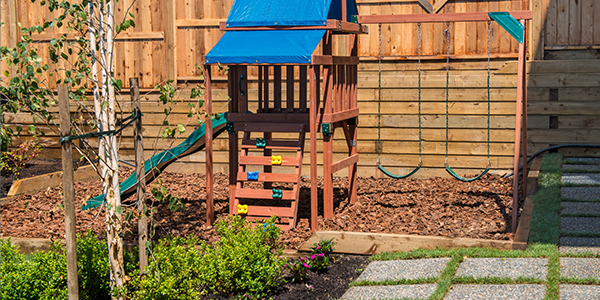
<box><xmin>444</xmin><ymin>284</ymin><xmax>546</xmax><ymax>300</ymax></box>
<box><xmin>561</xmin><ymin>202</ymin><xmax>600</xmax><ymax>215</ymax></box>
<box><xmin>562</xmin><ymin>173</ymin><xmax>600</xmax><ymax>186</ymax></box>
<box><xmin>564</xmin><ymin>158</ymin><xmax>600</xmax><ymax>165</ymax></box>
<box><xmin>355</xmin><ymin>258</ymin><xmax>451</xmax><ymax>282</ymax></box>
<box><xmin>560</xmin><ymin>237</ymin><xmax>600</xmax><ymax>254</ymax></box>
<box><xmin>560</xmin><ymin>258</ymin><xmax>600</xmax><ymax>279</ymax></box>
<box><xmin>560</xmin><ymin>284</ymin><xmax>600</xmax><ymax>300</ymax></box>
<box><xmin>563</xmin><ymin>164</ymin><xmax>600</xmax><ymax>171</ymax></box>
<box><xmin>341</xmin><ymin>284</ymin><xmax>437</xmax><ymax>300</ymax></box>
<box><xmin>454</xmin><ymin>258</ymin><xmax>548</xmax><ymax>280</ymax></box>
<box><xmin>561</xmin><ymin>217</ymin><xmax>600</xmax><ymax>234</ymax></box>
<box><xmin>561</xmin><ymin>187</ymin><xmax>600</xmax><ymax>201</ymax></box>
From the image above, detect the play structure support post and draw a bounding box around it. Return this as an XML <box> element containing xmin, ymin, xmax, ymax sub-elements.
<box><xmin>130</xmin><ymin>78</ymin><xmax>148</xmax><ymax>272</ymax></box>
<box><xmin>228</xmin><ymin>67</ymin><xmax>239</xmax><ymax>215</ymax></box>
<box><xmin>205</xmin><ymin>68</ymin><xmax>214</xmax><ymax>225</ymax></box>
<box><xmin>59</xmin><ymin>84</ymin><xmax>79</xmax><ymax>300</ymax></box>
<box><xmin>512</xmin><ymin>19</ymin><xmax>527</xmax><ymax>234</ymax></box>
<box><xmin>322</xmin><ymin>31</ymin><xmax>334</xmax><ymax>219</ymax></box>
<box><xmin>310</xmin><ymin>65</ymin><xmax>320</xmax><ymax>231</ymax></box>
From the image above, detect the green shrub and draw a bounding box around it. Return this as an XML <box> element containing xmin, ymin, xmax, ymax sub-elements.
<box><xmin>197</xmin><ymin>215</ymin><xmax>286</xmax><ymax>298</ymax></box>
<box><xmin>0</xmin><ymin>239</ymin><xmax>68</xmax><ymax>300</ymax></box>
<box><xmin>127</xmin><ymin>236</ymin><xmax>204</xmax><ymax>300</ymax></box>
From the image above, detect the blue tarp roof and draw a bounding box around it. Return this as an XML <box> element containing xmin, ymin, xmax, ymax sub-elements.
<box><xmin>226</xmin><ymin>0</ymin><xmax>358</xmax><ymax>27</ymax></box>
<box><xmin>205</xmin><ymin>30</ymin><xmax>326</xmax><ymax>65</ymax></box>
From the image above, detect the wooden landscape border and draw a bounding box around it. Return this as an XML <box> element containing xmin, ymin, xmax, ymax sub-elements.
<box><xmin>298</xmin><ymin>156</ymin><xmax>543</xmax><ymax>254</ymax></box>
<box><xmin>3</xmin><ymin>165</ymin><xmax>99</xmax><ymax>199</ymax></box>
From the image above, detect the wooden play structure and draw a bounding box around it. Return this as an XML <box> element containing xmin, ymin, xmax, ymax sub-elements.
<box><xmin>203</xmin><ymin>0</ymin><xmax>367</xmax><ymax>230</ymax></box>
<box><xmin>201</xmin><ymin>0</ymin><xmax>531</xmax><ymax>233</ymax></box>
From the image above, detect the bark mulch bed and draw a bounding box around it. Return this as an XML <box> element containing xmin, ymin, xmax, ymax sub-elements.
<box><xmin>0</xmin><ymin>160</ymin><xmax>522</xmax><ymax>299</ymax></box>
<box><xmin>1</xmin><ymin>161</ymin><xmax>522</xmax><ymax>248</ymax></box>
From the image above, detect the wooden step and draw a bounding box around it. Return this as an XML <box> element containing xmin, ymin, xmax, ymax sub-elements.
<box><xmin>236</xmin><ymin>188</ymin><xmax>296</xmax><ymax>200</ymax></box>
<box><xmin>239</xmin><ymin>156</ymin><xmax>300</xmax><ymax>166</ymax></box>
<box><xmin>244</xmin><ymin>205</ymin><xmax>295</xmax><ymax>218</ymax></box>
<box><xmin>241</xmin><ymin>139</ymin><xmax>302</xmax><ymax>150</ymax></box>
<box><xmin>234</xmin><ymin>122</ymin><xmax>307</xmax><ymax>133</ymax></box>
<box><xmin>237</xmin><ymin>172</ymin><xmax>298</xmax><ymax>183</ymax></box>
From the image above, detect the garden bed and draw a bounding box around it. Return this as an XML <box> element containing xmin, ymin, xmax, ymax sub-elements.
<box><xmin>1</xmin><ymin>159</ymin><xmax>523</xmax><ymax>250</ymax></box>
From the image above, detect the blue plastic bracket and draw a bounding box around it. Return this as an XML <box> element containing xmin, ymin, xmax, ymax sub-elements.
<box><xmin>488</xmin><ymin>12</ymin><xmax>524</xmax><ymax>44</ymax></box>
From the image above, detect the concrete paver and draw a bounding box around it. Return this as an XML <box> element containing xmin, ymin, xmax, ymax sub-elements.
<box><xmin>444</xmin><ymin>284</ymin><xmax>546</xmax><ymax>300</ymax></box>
<box><xmin>560</xmin><ymin>237</ymin><xmax>600</xmax><ymax>255</ymax></box>
<box><xmin>560</xmin><ymin>284</ymin><xmax>600</xmax><ymax>300</ymax></box>
<box><xmin>561</xmin><ymin>187</ymin><xmax>600</xmax><ymax>201</ymax></box>
<box><xmin>562</xmin><ymin>173</ymin><xmax>600</xmax><ymax>186</ymax></box>
<box><xmin>563</xmin><ymin>164</ymin><xmax>600</xmax><ymax>171</ymax></box>
<box><xmin>454</xmin><ymin>258</ymin><xmax>548</xmax><ymax>280</ymax></box>
<box><xmin>561</xmin><ymin>202</ymin><xmax>600</xmax><ymax>215</ymax></box>
<box><xmin>341</xmin><ymin>284</ymin><xmax>437</xmax><ymax>300</ymax></box>
<box><xmin>561</xmin><ymin>217</ymin><xmax>600</xmax><ymax>234</ymax></box>
<box><xmin>560</xmin><ymin>258</ymin><xmax>600</xmax><ymax>279</ymax></box>
<box><xmin>355</xmin><ymin>258</ymin><xmax>451</xmax><ymax>282</ymax></box>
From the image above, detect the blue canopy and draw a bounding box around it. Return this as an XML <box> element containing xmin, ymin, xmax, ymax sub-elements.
<box><xmin>226</xmin><ymin>0</ymin><xmax>359</xmax><ymax>27</ymax></box>
<box><xmin>206</xmin><ymin>30</ymin><xmax>326</xmax><ymax>65</ymax></box>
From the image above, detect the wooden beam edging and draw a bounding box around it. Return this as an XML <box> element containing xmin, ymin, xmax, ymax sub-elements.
<box><xmin>6</xmin><ymin>165</ymin><xmax>99</xmax><ymax>198</ymax></box>
<box><xmin>513</xmin><ymin>156</ymin><xmax>543</xmax><ymax>250</ymax></box>
<box><xmin>298</xmin><ymin>231</ymin><xmax>514</xmax><ymax>255</ymax></box>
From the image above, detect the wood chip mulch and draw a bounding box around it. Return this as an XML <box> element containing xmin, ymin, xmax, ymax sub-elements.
<box><xmin>0</xmin><ymin>169</ymin><xmax>522</xmax><ymax>250</ymax></box>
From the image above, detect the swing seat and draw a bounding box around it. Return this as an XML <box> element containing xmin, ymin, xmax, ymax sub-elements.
<box><xmin>378</xmin><ymin>161</ymin><xmax>422</xmax><ymax>179</ymax></box>
<box><xmin>445</xmin><ymin>164</ymin><xmax>490</xmax><ymax>182</ymax></box>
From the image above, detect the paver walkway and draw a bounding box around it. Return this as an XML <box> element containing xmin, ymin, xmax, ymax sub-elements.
<box><xmin>341</xmin><ymin>156</ymin><xmax>600</xmax><ymax>299</ymax></box>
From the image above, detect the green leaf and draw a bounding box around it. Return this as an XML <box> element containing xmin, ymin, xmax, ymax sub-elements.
<box><xmin>115</xmin><ymin>205</ymin><xmax>123</xmax><ymax>215</ymax></box>
<box><xmin>177</xmin><ymin>123</ymin><xmax>186</xmax><ymax>134</ymax></box>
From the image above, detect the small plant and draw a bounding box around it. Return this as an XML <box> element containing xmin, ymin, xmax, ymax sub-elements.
<box><xmin>0</xmin><ymin>140</ymin><xmax>42</xmax><ymax>179</ymax></box>
<box><xmin>286</xmin><ymin>257</ymin><xmax>311</xmax><ymax>282</ymax></box>
<box><xmin>196</xmin><ymin>215</ymin><xmax>286</xmax><ymax>298</ymax></box>
<box><xmin>307</xmin><ymin>238</ymin><xmax>336</xmax><ymax>271</ymax></box>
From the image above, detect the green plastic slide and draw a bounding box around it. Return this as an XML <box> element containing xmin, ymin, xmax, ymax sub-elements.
<box><xmin>83</xmin><ymin>113</ymin><xmax>228</xmax><ymax>210</ymax></box>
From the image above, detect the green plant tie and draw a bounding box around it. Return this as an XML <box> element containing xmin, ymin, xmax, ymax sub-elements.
<box><xmin>444</xmin><ymin>22</ymin><xmax>491</xmax><ymax>182</ymax></box>
<box><xmin>376</xmin><ymin>23</ymin><xmax>422</xmax><ymax>179</ymax></box>
<box><xmin>59</xmin><ymin>109</ymin><xmax>142</xmax><ymax>143</ymax></box>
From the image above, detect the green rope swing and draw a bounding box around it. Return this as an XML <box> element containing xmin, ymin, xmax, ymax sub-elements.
<box><xmin>377</xmin><ymin>23</ymin><xmax>422</xmax><ymax>179</ymax></box>
<box><xmin>444</xmin><ymin>22</ymin><xmax>492</xmax><ymax>182</ymax></box>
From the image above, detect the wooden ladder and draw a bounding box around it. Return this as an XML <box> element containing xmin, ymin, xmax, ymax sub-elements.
<box><xmin>233</xmin><ymin>123</ymin><xmax>307</xmax><ymax>230</ymax></box>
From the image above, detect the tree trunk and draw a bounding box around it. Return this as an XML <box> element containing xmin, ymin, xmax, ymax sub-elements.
<box><xmin>98</xmin><ymin>1</ymin><xmax>125</xmax><ymax>298</ymax></box>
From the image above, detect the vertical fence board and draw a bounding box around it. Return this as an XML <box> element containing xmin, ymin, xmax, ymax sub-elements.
<box><xmin>568</xmin><ymin>0</ymin><xmax>580</xmax><ymax>45</ymax></box>
<box><xmin>580</xmin><ymin>0</ymin><xmax>594</xmax><ymax>45</ymax></box>
<box><xmin>556</xmin><ymin>0</ymin><xmax>569</xmax><ymax>45</ymax></box>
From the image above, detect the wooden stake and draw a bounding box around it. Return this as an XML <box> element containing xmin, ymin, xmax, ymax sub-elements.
<box><xmin>205</xmin><ymin>68</ymin><xmax>214</xmax><ymax>225</ymax></box>
<box><xmin>59</xmin><ymin>84</ymin><xmax>79</xmax><ymax>300</ymax></box>
<box><xmin>309</xmin><ymin>65</ymin><xmax>319</xmax><ymax>231</ymax></box>
<box><xmin>165</xmin><ymin>0</ymin><xmax>178</xmax><ymax>88</ymax></box>
<box><xmin>130</xmin><ymin>78</ymin><xmax>148</xmax><ymax>272</ymax></box>
<box><xmin>512</xmin><ymin>22</ymin><xmax>527</xmax><ymax>234</ymax></box>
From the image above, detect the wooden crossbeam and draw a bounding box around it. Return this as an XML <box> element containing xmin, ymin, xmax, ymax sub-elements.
<box><xmin>358</xmin><ymin>11</ymin><xmax>532</xmax><ymax>24</ymax></box>
<box><xmin>418</xmin><ymin>0</ymin><xmax>433</xmax><ymax>14</ymax></box>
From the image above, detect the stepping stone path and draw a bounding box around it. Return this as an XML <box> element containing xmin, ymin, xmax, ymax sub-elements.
<box><xmin>560</xmin><ymin>159</ymin><xmax>600</xmax><ymax>255</ymax></box>
<box><xmin>342</xmin><ymin>284</ymin><xmax>437</xmax><ymax>300</ymax></box>
<box><xmin>560</xmin><ymin>284</ymin><xmax>600</xmax><ymax>300</ymax></box>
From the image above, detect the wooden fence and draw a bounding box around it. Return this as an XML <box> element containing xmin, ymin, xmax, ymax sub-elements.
<box><xmin>3</xmin><ymin>0</ymin><xmax>600</xmax><ymax>179</ymax></box>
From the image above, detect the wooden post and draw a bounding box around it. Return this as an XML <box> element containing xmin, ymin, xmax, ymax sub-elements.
<box><xmin>521</xmin><ymin>20</ymin><xmax>528</xmax><ymax>216</ymax></box>
<box><xmin>228</xmin><ymin>68</ymin><xmax>238</xmax><ymax>215</ymax></box>
<box><xmin>322</xmin><ymin>32</ymin><xmax>334</xmax><ymax>219</ymax></box>
<box><xmin>59</xmin><ymin>84</ymin><xmax>79</xmax><ymax>300</ymax></box>
<box><xmin>205</xmin><ymin>68</ymin><xmax>214</xmax><ymax>225</ymax></box>
<box><xmin>309</xmin><ymin>65</ymin><xmax>319</xmax><ymax>231</ymax></box>
<box><xmin>512</xmin><ymin>22</ymin><xmax>527</xmax><ymax>234</ymax></box>
<box><xmin>130</xmin><ymin>78</ymin><xmax>148</xmax><ymax>272</ymax></box>
<box><xmin>165</xmin><ymin>0</ymin><xmax>178</xmax><ymax>88</ymax></box>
